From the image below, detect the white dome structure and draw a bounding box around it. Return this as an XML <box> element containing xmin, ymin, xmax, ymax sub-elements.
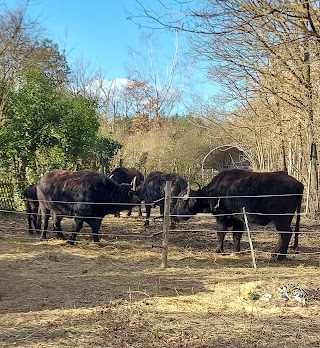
<box><xmin>202</xmin><ymin>144</ymin><xmax>256</xmax><ymax>182</ymax></box>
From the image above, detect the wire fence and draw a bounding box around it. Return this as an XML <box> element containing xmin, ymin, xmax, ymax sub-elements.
<box><xmin>1</xmin><ymin>185</ymin><xmax>320</xmax><ymax>268</ymax></box>
<box><xmin>0</xmin><ymin>182</ymin><xmax>15</xmax><ymax>210</ymax></box>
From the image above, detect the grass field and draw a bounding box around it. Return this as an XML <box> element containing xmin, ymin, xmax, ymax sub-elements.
<box><xmin>1</xmin><ymin>210</ymin><xmax>320</xmax><ymax>347</ymax></box>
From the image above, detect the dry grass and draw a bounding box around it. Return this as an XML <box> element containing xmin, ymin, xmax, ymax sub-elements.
<box><xmin>1</xmin><ymin>210</ymin><xmax>320</xmax><ymax>347</ymax></box>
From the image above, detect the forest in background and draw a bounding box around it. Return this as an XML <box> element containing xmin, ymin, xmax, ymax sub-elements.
<box><xmin>0</xmin><ymin>1</ymin><xmax>319</xmax><ymax>211</ymax></box>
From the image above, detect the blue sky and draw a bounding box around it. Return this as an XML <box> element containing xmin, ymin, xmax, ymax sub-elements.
<box><xmin>4</xmin><ymin>0</ymin><xmax>186</xmax><ymax>79</ymax></box>
<box><xmin>3</xmin><ymin>0</ymin><xmax>220</xmax><ymax>114</ymax></box>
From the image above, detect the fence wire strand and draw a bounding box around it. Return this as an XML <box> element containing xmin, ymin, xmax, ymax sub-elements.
<box><xmin>1</xmin><ymin>188</ymin><xmax>319</xmax><ymax>261</ymax></box>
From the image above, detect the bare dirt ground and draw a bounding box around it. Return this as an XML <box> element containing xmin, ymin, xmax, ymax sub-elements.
<box><xmin>1</xmin><ymin>209</ymin><xmax>320</xmax><ymax>347</ymax></box>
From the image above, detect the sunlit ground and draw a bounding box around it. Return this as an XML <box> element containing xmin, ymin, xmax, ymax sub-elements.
<box><xmin>1</xmin><ymin>211</ymin><xmax>320</xmax><ymax>347</ymax></box>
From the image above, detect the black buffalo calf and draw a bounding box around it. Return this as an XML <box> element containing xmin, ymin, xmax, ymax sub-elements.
<box><xmin>23</xmin><ymin>183</ymin><xmax>65</xmax><ymax>239</ymax></box>
<box><xmin>23</xmin><ymin>184</ymin><xmax>40</xmax><ymax>234</ymax></box>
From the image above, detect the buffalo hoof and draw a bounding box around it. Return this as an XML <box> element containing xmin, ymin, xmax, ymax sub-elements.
<box><xmin>215</xmin><ymin>248</ymin><xmax>224</xmax><ymax>254</ymax></box>
<box><xmin>274</xmin><ymin>253</ymin><xmax>287</xmax><ymax>261</ymax></box>
<box><xmin>67</xmin><ymin>239</ymin><xmax>76</xmax><ymax>246</ymax></box>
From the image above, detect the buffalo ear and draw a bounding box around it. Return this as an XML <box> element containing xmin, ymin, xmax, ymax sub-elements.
<box><xmin>131</xmin><ymin>176</ymin><xmax>137</xmax><ymax>191</ymax></box>
<box><xmin>183</xmin><ymin>183</ymin><xmax>191</xmax><ymax>200</ymax></box>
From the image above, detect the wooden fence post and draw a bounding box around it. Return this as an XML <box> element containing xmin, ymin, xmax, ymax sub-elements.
<box><xmin>161</xmin><ymin>181</ymin><xmax>172</xmax><ymax>268</ymax></box>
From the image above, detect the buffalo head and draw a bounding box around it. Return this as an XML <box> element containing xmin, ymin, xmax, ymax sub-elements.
<box><xmin>171</xmin><ymin>183</ymin><xmax>207</xmax><ymax>221</ymax></box>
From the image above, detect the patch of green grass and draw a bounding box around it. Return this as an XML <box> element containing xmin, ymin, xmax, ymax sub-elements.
<box><xmin>2</xmin><ymin>326</ymin><xmax>36</xmax><ymax>342</ymax></box>
<box><xmin>52</xmin><ymin>326</ymin><xmax>84</xmax><ymax>339</ymax></box>
<box><xmin>2</xmin><ymin>321</ymin><xmax>16</xmax><ymax>328</ymax></box>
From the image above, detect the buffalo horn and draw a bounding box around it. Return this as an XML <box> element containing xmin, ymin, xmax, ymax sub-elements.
<box><xmin>183</xmin><ymin>182</ymin><xmax>191</xmax><ymax>200</ymax></box>
<box><xmin>131</xmin><ymin>176</ymin><xmax>137</xmax><ymax>191</ymax></box>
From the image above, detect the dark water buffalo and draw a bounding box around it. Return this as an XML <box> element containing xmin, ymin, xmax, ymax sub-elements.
<box><xmin>136</xmin><ymin>171</ymin><xmax>188</xmax><ymax>227</ymax></box>
<box><xmin>172</xmin><ymin>169</ymin><xmax>304</xmax><ymax>260</ymax></box>
<box><xmin>36</xmin><ymin>169</ymin><xmax>139</xmax><ymax>244</ymax></box>
<box><xmin>109</xmin><ymin>167</ymin><xmax>144</xmax><ymax>217</ymax></box>
<box><xmin>23</xmin><ymin>184</ymin><xmax>40</xmax><ymax>234</ymax></box>
<box><xmin>23</xmin><ymin>184</ymin><xmax>65</xmax><ymax>239</ymax></box>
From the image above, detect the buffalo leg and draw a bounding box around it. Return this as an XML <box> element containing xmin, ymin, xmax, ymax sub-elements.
<box><xmin>216</xmin><ymin>231</ymin><xmax>227</xmax><ymax>253</ymax></box>
<box><xmin>87</xmin><ymin>218</ymin><xmax>102</xmax><ymax>243</ymax></box>
<box><xmin>160</xmin><ymin>205</ymin><xmax>164</xmax><ymax>217</ymax></box>
<box><xmin>144</xmin><ymin>205</ymin><xmax>151</xmax><ymax>227</ymax></box>
<box><xmin>232</xmin><ymin>220</ymin><xmax>244</xmax><ymax>253</ymax></box>
<box><xmin>215</xmin><ymin>216</ymin><xmax>228</xmax><ymax>253</ymax></box>
<box><xmin>67</xmin><ymin>218</ymin><xmax>84</xmax><ymax>245</ymax></box>
<box><xmin>26</xmin><ymin>204</ymin><xmax>39</xmax><ymax>234</ymax></box>
<box><xmin>273</xmin><ymin>231</ymin><xmax>292</xmax><ymax>260</ymax></box>
<box><xmin>273</xmin><ymin>218</ymin><xmax>293</xmax><ymax>260</ymax></box>
<box><xmin>169</xmin><ymin>202</ymin><xmax>176</xmax><ymax>229</ymax></box>
<box><xmin>170</xmin><ymin>219</ymin><xmax>176</xmax><ymax>229</ymax></box>
<box><xmin>232</xmin><ymin>232</ymin><xmax>243</xmax><ymax>253</ymax></box>
<box><xmin>27</xmin><ymin>212</ymin><xmax>33</xmax><ymax>234</ymax></box>
<box><xmin>35</xmin><ymin>211</ymin><xmax>42</xmax><ymax>234</ymax></box>
<box><xmin>40</xmin><ymin>208</ymin><xmax>50</xmax><ymax>240</ymax></box>
<box><xmin>33</xmin><ymin>211</ymin><xmax>41</xmax><ymax>234</ymax></box>
<box><xmin>25</xmin><ymin>203</ymin><xmax>33</xmax><ymax>234</ymax></box>
<box><xmin>127</xmin><ymin>208</ymin><xmax>132</xmax><ymax>217</ymax></box>
<box><xmin>53</xmin><ymin>215</ymin><xmax>65</xmax><ymax>240</ymax></box>
<box><xmin>25</xmin><ymin>202</ymin><xmax>34</xmax><ymax>234</ymax></box>
<box><xmin>292</xmin><ymin>233</ymin><xmax>299</xmax><ymax>250</ymax></box>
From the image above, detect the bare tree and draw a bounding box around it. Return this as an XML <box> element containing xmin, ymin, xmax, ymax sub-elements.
<box><xmin>125</xmin><ymin>32</ymin><xmax>187</xmax><ymax>119</ymax></box>
<box><xmin>0</xmin><ymin>1</ymin><xmax>44</xmax><ymax>124</ymax></box>
<box><xmin>132</xmin><ymin>0</ymin><xmax>320</xmax><ymax>210</ymax></box>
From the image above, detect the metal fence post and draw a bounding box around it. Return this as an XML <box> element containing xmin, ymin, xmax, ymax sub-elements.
<box><xmin>242</xmin><ymin>207</ymin><xmax>257</xmax><ymax>269</ymax></box>
<box><xmin>161</xmin><ymin>181</ymin><xmax>172</xmax><ymax>268</ymax></box>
